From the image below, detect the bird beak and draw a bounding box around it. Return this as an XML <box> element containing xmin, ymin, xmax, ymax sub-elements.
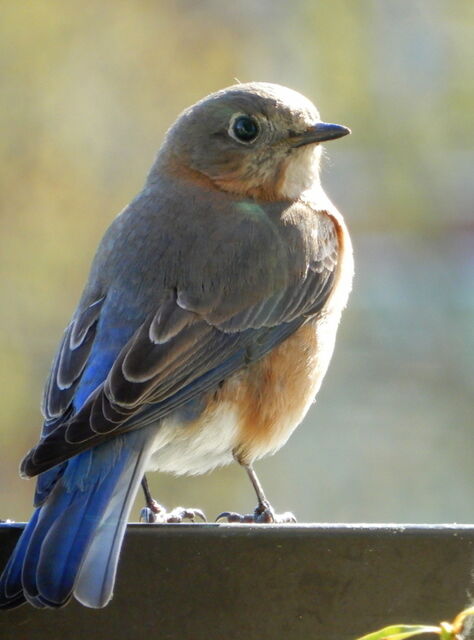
<box><xmin>291</xmin><ymin>122</ymin><xmax>351</xmax><ymax>147</ymax></box>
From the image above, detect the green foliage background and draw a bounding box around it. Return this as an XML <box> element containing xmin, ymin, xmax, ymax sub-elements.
<box><xmin>1</xmin><ymin>0</ymin><xmax>473</xmax><ymax>522</ymax></box>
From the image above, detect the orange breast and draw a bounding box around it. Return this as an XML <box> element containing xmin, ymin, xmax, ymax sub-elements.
<box><xmin>213</xmin><ymin>315</ymin><xmax>340</xmax><ymax>465</ymax></box>
<box><xmin>174</xmin><ymin>206</ymin><xmax>353</xmax><ymax>468</ymax></box>
<box><xmin>191</xmin><ymin>207</ymin><xmax>353</xmax><ymax>466</ymax></box>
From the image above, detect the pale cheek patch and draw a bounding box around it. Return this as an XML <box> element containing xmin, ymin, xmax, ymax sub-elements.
<box><xmin>279</xmin><ymin>146</ymin><xmax>321</xmax><ymax>200</ymax></box>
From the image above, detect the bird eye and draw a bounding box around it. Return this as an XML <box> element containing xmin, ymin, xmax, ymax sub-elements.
<box><xmin>230</xmin><ymin>115</ymin><xmax>260</xmax><ymax>143</ymax></box>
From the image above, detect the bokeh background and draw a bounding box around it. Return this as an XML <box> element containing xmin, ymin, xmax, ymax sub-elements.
<box><xmin>1</xmin><ymin>0</ymin><xmax>473</xmax><ymax>523</ymax></box>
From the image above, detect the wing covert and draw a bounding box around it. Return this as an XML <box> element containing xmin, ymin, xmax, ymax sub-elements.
<box><xmin>42</xmin><ymin>297</ymin><xmax>105</xmax><ymax>426</ymax></box>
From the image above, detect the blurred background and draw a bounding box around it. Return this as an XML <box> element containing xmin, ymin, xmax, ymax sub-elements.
<box><xmin>0</xmin><ymin>0</ymin><xmax>473</xmax><ymax>523</ymax></box>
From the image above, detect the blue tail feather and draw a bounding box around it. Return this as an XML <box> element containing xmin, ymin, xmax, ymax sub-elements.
<box><xmin>75</xmin><ymin>440</ymin><xmax>151</xmax><ymax>607</ymax></box>
<box><xmin>0</xmin><ymin>428</ymin><xmax>154</xmax><ymax>609</ymax></box>
<box><xmin>33</xmin><ymin>480</ymin><xmax>110</xmax><ymax>606</ymax></box>
<box><xmin>21</xmin><ymin>487</ymin><xmax>77</xmax><ymax>605</ymax></box>
<box><xmin>0</xmin><ymin>511</ymin><xmax>40</xmax><ymax>609</ymax></box>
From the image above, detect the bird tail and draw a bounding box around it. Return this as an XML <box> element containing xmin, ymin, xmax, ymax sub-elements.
<box><xmin>0</xmin><ymin>428</ymin><xmax>154</xmax><ymax>609</ymax></box>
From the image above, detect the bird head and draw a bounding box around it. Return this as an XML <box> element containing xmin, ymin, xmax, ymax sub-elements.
<box><xmin>156</xmin><ymin>82</ymin><xmax>350</xmax><ymax>201</ymax></box>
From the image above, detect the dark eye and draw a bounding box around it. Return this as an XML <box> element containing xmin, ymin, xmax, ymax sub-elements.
<box><xmin>231</xmin><ymin>115</ymin><xmax>260</xmax><ymax>143</ymax></box>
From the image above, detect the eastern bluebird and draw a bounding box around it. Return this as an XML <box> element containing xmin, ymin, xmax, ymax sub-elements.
<box><xmin>0</xmin><ymin>82</ymin><xmax>353</xmax><ymax>609</ymax></box>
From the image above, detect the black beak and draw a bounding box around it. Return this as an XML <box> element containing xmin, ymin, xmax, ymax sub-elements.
<box><xmin>292</xmin><ymin>122</ymin><xmax>351</xmax><ymax>147</ymax></box>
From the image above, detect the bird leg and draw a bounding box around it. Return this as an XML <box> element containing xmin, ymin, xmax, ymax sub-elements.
<box><xmin>139</xmin><ymin>475</ymin><xmax>206</xmax><ymax>524</ymax></box>
<box><xmin>216</xmin><ymin>464</ymin><xmax>296</xmax><ymax>523</ymax></box>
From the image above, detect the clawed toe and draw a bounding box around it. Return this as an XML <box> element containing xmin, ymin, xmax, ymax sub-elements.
<box><xmin>266</xmin><ymin>510</ymin><xmax>297</xmax><ymax>524</ymax></box>
<box><xmin>216</xmin><ymin>502</ymin><xmax>296</xmax><ymax>524</ymax></box>
<box><xmin>166</xmin><ymin>507</ymin><xmax>207</xmax><ymax>523</ymax></box>
<box><xmin>140</xmin><ymin>476</ymin><xmax>206</xmax><ymax>523</ymax></box>
<box><xmin>216</xmin><ymin>511</ymin><xmax>256</xmax><ymax>523</ymax></box>
<box><xmin>140</xmin><ymin>504</ymin><xmax>206</xmax><ymax>524</ymax></box>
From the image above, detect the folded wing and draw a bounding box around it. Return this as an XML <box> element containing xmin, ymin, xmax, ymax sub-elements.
<box><xmin>22</xmin><ymin>207</ymin><xmax>339</xmax><ymax>477</ymax></box>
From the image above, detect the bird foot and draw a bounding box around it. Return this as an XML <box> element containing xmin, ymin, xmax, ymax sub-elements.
<box><xmin>216</xmin><ymin>501</ymin><xmax>296</xmax><ymax>524</ymax></box>
<box><xmin>140</xmin><ymin>500</ymin><xmax>206</xmax><ymax>524</ymax></box>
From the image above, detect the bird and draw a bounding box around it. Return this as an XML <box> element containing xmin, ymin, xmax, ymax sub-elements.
<box><xmin>0</xmin><ymin>82</ymin><xmax>353</xmax><ymax>609</ymax></box>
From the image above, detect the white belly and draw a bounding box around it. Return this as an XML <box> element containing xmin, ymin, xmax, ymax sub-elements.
<box><xmin>146</xmin><ymin>401</ymin><xmax>240</xmax><ymax>476</ymax></box>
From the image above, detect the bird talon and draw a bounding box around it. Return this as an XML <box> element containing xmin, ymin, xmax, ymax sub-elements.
<box><xmin>140</xmin><ymin>477</ymin><xmax>206</xmax><ymax>523</ymax></box>
<box><xmin>167</xmin><ymin>507</ymin><xmax>207</xmax><ymax>523</ymax></box>
<box><xmin>186</xmin><ymin>508</ymin><xmax>207</xmax><ymax>522</ymax></box>
<box><xmin>216</xmin><ymin>511</ymin><xmax>256</xmax><ymax>523</ymax></box>
<box><xmin>216</xmin><ymin>506</ymin><xmax>296</xmax><ymax>524</ymax></box>
<box><xmin>216</xmin><ymin>511</ymin><xmax>243</xmax><ymax>523</ymax></box>
<box><xmin>141</xmin><ymin>505</ymin><xmax>207</xmax><ymax>524</ymax></box>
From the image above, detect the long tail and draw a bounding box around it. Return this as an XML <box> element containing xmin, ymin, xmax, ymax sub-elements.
<box><xmin>0</xmin><ymin>428</ymin><xmax>154</xmax><ymax>609</ymax></box>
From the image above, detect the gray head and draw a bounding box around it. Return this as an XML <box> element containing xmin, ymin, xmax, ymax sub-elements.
<box><xmin>156</xmin><ymin>82</ymin><xmax>350</xmax><ymax>201</ymax></box>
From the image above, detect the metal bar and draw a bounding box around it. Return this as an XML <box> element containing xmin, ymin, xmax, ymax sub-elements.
<box><xmin>1</xmin><ymin>523</ymin><xmax>473</xmax><ymax>640</ymax></box>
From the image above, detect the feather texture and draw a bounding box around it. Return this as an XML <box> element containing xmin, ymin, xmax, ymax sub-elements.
<box><xmin>21</xmin><ymin>206</ymin><xmax>337</xmax><ymax>477</ymax></box>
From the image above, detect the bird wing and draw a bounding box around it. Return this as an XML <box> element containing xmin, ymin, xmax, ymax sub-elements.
<box><xmin>42</xmin><ymin>297</ymin><xmax>105</xmax><ymax>424</ymax></box>
<box><xmin>21</xmin><ymin>201</ymin><xmax>339</xmax><ymax>478</ymax></box>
